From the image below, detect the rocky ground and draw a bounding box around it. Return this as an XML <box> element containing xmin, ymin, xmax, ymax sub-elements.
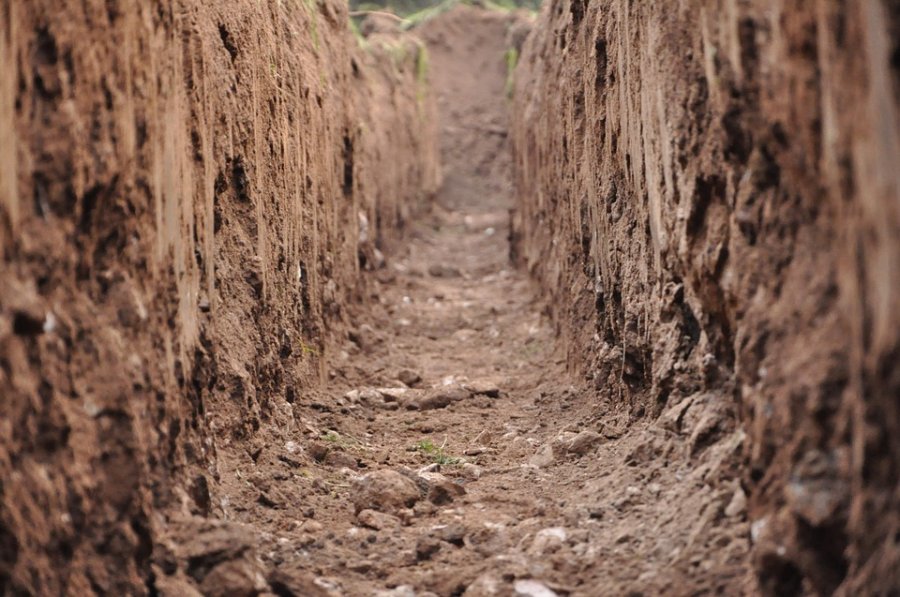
<box><xmin>161</xmin><ymin>202</ymin><xmax>751</xmax><ymax>596</ymax></box>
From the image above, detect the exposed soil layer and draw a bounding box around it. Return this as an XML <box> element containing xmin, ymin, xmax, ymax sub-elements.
<box><xmin>0</xmin><ymin>1</ymin><xmax>437</xmax><ymax>593</ymax></box>
<box><xmin>1</xmin><ymin>1</ymin><xmax>898</xmax><ymax>596</ymax></box>
<box><xmin>192</xmin><ymin>8</ymin><xmax>749</xmax><ymax>595</ymax></box>
<box><xmin>512</xmin><ymin>1</ymin><xmax>899</xmax><ymax>594</ymax></box>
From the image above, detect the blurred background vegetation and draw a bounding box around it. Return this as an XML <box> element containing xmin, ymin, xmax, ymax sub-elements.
<box><xmin>349</xmin><ymin>0</ymin><xmax>542</xmax><ymax>19</ymax></box>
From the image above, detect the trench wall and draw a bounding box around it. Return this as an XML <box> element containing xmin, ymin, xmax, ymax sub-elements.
<box><xmin>511</xmin><ymin>1</ymin><xmax>899</xmax><ymax>593</ymax></box>
<box><xmin>0</xmin><ymin>1</ymin><xmax>438</xmax><ymax>593</ymax></box>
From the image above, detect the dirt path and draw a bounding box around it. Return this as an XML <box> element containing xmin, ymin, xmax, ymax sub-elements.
<box><xmin>204</xmin><ymin>188</ymin><xmax>749</xmax><ymax>597</ymax></box>
<box><xmin>182</xmin><ymin>8</ymin><xmax>751</xmax><ymax>596</ymax></box>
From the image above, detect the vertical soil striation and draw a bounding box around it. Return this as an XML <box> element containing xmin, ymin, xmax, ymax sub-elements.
<box><xmin>512</xmin><ymin>1</ymin><xmax>900</xmax><ymax>593</ymax></box>
<box><xmin>1</xmin><ymin>1</ymin><xmax>898</xmax><ymax>595</ymax></box>
<box><xmin>0</xmin><ymin>1</ymin><xmax>437</xmax><ymax>594</ymax></box>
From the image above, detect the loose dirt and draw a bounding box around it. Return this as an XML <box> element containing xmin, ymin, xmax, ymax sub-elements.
<box><xmin>204</xmin><ymin>201</ymin><xmax>750</xmax><ymax>596</ymax></box>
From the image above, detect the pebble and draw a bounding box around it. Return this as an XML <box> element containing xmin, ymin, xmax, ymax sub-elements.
<box><xmin>567</xmin><ymin>430</ymin><xmax>602</xmax><ymax>455</ymax></box>
<box><xmin>398</xmin><ymin>369</ymin><xmax>422</xmax><ymax>387</ymax></box>
<box><xmin>375</xmin><ymin>586</ymin><xmax>416</xmax><ymax>597</ymax></box>
<box><xmin>357</xmin><ymin>509</ymin><xmax>401</xmax><ymax>531</ymax></box>
<box><xmin>464</xmin><ymin>379</ymin><xmax>500</xmax><ymax>398</ymax></box>
<box><xmin>418</xmin><ymin>472</ymin><xmax>466</xmax><ymax>505</ymax></box>
<box><xmin>529</xmin><ymin>527</ymin><xmax>567</xmax><ymax>555</ymax></box>
<box><xmin>428</xmin><ymin>263</ymin><xmax>462</xmax><ymax>278</ymax></box>
<box><xmin>513</xmin><ymin>580</ymin><xmax>558</xmax><ymax>597</ymax></box>
<box><xmin>351</xmin><ymin>470</ymin><xmax>421</xmax><ymax>514</ymax></box>
<box><xmin>376</xmin><ymin>387</ymin><xmax>410</xmax><ymax>402</ymax></box>
<box><xmin>460</xmin><ymin>463</ymin><xmax>483</xmax><ymax>479</ymax></box>
<box><xmin>414</xmin><ymin>385</ymin><xmax>471</xmax><ymax>410</ymax></box>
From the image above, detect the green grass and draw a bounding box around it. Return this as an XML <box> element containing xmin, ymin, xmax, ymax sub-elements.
<box><xmin>415</xmin><ymin>438</ymin><xmax>462</xmax><ymax>465</ymax></box>
<box><xmin>504</xmin><ymin>47</ymin><xmax>518</xmax><ymax>98</ymax></box>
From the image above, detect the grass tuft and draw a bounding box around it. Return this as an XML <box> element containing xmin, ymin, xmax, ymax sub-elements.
<box><xmin>415</xmin><ymin>438</ymin><xmax>462</xmax><ymax>465</ymax></box>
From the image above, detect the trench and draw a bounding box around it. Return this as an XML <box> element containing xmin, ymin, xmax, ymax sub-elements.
<box><xmin>198</xmin><ymin>8</ymin><xmax>755</xmax><ymax>595</ymax></box>
<box><xmin>1</xmin><ymin>1</ymin><xmax>899</xmax><ymax>596</ymax></box>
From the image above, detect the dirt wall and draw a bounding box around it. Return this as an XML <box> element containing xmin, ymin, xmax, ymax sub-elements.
<box><xmin>0</xmin><ymin>1</ymin><xmax>438</xmax><ymax>593</ymax></box>
<box><xmin>511</xmin><ymin>1</ymin><xmax>899</xmax><ymax>594</ymax></box>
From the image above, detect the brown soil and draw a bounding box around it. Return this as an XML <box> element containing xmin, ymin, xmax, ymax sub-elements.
<box><xmin>192</xmin><ymin>7</ymin><xmax>749</xmax><ymax>596</ymax></box>
<box><xmin>1</xmin><ymin>2</ymin><xmax>898</xmax><ymax>596</ymax></box>
<box><xmin>512</xmin><ymin>1</ymin><xmax>900</xmax><ymax>594</ymax></box>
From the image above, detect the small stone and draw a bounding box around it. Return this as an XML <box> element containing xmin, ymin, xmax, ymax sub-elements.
<box><xmin>528</xmin><ymin>444</ymin><xmax>556</xmax><ymax>468</ymax></box>
<box><xmin>464</xmin><ymin>380</ymin><xmax>500</xmax><ymax>398</ymax></box>
<box><xmin>415</xmin><ymin>386</ymin><xmax>471</xmax><ymax>410</ymax></box>
<box><xmin>376</xmin><ymin>387</ymin><xmax>409</xmax><ymax>402</ymax></box>
<box><xmin>567</xmin><ymin>430</ymin><xmax>602</xmax><ymax>455</ymax></box>
<box><xmin>398</xmin><ymin>369</ymin><xmax>422</xmax><ymax>387</ymax></box>
<box><xmin>351</xmin><ymin>470</ymin><xmax>422</xmax><ymax>514</ymax></box>
<box><xmin>725</xmin><ymin>487</ymin><xmax>747</xmax><ymax>518</ymax></box>
<box><xmin>415</xmin><ymin>536</ymin><xmax>442</xmax><ymax>561</ymax></box>
<box><xmin>435</xmin><ymin>523</ymin><xmax>466</xmax><ymax>546</ymax></box>
<box><xmin>460</xmin><ymin>463</ymin><xmax>483</xmax><ymax>479</ymax></box>
<box><xmin>357</xmin><ymin>509</ymin><xmax>401</xmax><ymax>531</ymax></box>
<box><xmin>375</xmin><ymin>585</ymin><xmax>416</xmax><ymax>597</ymax></box>
<box><xmin>529</xmin><ymin>527</ymin><xmax>567</xmax><ymax>555</ymax></box>
<box><xmin>269</xmin><ymin>565</ymin><xmax>333</xmax><ymax>597</ymax></box>
<box><xmin>428</xmin><ymin>263</ymin><xmax>461</xmax><ymax>278</ymax></box>
<box><xmin>418</xmin><ymin>472</ymin><xmax>466</xmax><ymax>505</ymax></box>
<box><xmin>513</xmin><ymin>579</ymin><xmax>558</xmax><ymax>597</ymax></box>
<box><xmin>300</xmin><ymin>520</ymin><xmax>324</xmax><ymax>533</ymax></box>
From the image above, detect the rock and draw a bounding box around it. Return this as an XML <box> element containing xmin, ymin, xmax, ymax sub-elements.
<box><xmin>434</xmin><ymin>523</ymin><xmax>466</xmax><ymax>546</ymax></box>
<box><xmin>376</xmin><ymin>387</ymin><xmax>409</xmax><ymax>402</ymax></box>
<box><xmin>375</xmin><ymin>586</ymin><xmax>416</xmax><ymax>597</ymax></box>
<box><xmin>324</xmin><ymin>450</ymin><xmax>357</xmax><ymax>469</ymax></box>
<box><xmin>463</xmin><ymin>572</ymin><xmax>504</xmax><ymax>596</ymax></box>
<box><xmin>460</xmin><ymin>463</ymin><xmax>483</xmax><ymax>480</ymax></box>
<box><xmin>200</xmin><ymin>559</ymin><xmax>269</xmax><ymax>597</ymax></box>
<box><xmin>513</xmin><ymin>580</ymin><xmax>558</xmax><ymax>597</ymax></box>
<box><xmin>528</xmin><ymin>444</ymin><xmax>556</xmax><ymax>468</ymax></box>
<box><xmin>415</xmin><ymin>535</ymin><xmax>443</xmax><ymax>561</ymax></box>
<box><xmin>153</xmin><ymin>573</ymin><xmax>205</xmax><ymax>597</ymax></box>
<box><xmin>267</xmin><ymin>566</ymin><xmax>334</xmax><ymax>597</ymax></box>
<box><xmin>357</xmin><ymin>509</ymin><xmax>402</xmax><ymax>530</ymax></box>
<box><xmin>724</xmin><ymin>487</ymin><xmax>748</xmax><ymax>518</ymax></box>
<box><xmin>464</xmin><ymin>380</ymin><xmax>500</xmax><ymax>398</ymax></box>
<box><xmin>415</xmin><ymin>385</ymin><xmax>471</xmax><ymax>410</ymax></box>
<box><xmin>351</xmin><ymin>470</ymin><xmax>422</xmax><ymax>514</ymax></box>
<box><xmin>567</xmin><ymin>430</ymin><xmax>602</xmax><ymax>455</ymax></box>
<box><xmin>428</xmin><ymin>263</ymin><xmax>461</xmax><ymax>278</ymax></box>
<box><xmin>398</xmin><ymin>369</ymin><xmax>422</xmax><ymax>387</ymax></box>
<box><xmin>464</xmin><ymin>524</ymin><xmax>510</xmax><ymax>556</ymax></box>
<box><xmin>418</xmin><ymin>472</ymin><xmax>466</xmax><ymax>505</ymax></box>
<box><xmin>529</xmin><ymin>527</ymin><xmax>567</xmax><ymax>555</ymax></box>
<box><xmin>348</xmin><ymin>324</ymin><xmax>380</xmax><ymax>351</ymax></box>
